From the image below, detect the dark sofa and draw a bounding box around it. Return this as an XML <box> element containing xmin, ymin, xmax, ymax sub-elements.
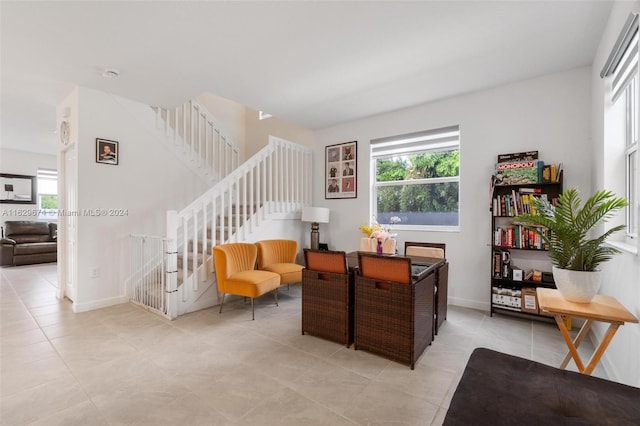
<box><xmin>444</xmin><ymin>348</ymin><xmax>640</xmax><ymax>425</ymax></box>
<box><xmin>1</xmin><ymin>221</ymin><xmax>57</xmax><ymax>266</ymax></box>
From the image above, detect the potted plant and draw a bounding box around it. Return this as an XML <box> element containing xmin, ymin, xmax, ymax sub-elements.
<box><xmin>516</xmin><ymin>188</ymin><xmax>628</xmax><ymax>303</ymax></box>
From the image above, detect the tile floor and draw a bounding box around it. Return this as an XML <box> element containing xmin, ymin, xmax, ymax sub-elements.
<box><xmin>1</xmin><ymin>263</ymin><xmax>605</xmax><ymax>425</ymax></box>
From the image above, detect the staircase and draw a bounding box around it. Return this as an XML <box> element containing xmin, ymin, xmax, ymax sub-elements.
<box><xmin>129</xmin><ymin>101</ymin><xmax>313</xmax><ymax>318</ymax></box>
<box><xmin>154</xmin><ymin>100</ymin><xmax>240</xmax><ymax>184</ymax></box>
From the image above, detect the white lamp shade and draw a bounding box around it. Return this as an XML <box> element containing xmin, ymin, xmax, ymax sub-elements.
<box><xmin>301</xmin><ymin>207</ymin><xmax>330</xmax><ymax>223</ymax></box>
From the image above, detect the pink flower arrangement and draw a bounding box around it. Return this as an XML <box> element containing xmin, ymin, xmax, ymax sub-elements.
<box><xmin>370</xmin><ymin>229</ymin><xmax>391</xmax><ymax>242</ymax></box>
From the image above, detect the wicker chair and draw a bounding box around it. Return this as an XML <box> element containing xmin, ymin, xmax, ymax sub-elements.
<box><xmin>355</xmin><ymin>253</ymin><xmax>435</xmax><ymax>369</ymax></box>
<box><xmin>213</xmin><ymin>243</ymin><xmax>281</xmax><ymax>320</ymax></box>
<box><xmin>256</xmin><ymin>239</ymin><xmax>304</xmax><ymax>288</ymax></box>
<box><xmin>404</xmin><ymin>241</ymin><xmax>446</xmax><ymax>258</ymax></box>
<box><xmin>301</xmin><ymin>249</ymin><xmax>354</xmax><ymax>346</ymax></box>
<box><xmin>405</xmin><ymin>241</ymin><xmax>449</xmax><ymax>336</ymax></box>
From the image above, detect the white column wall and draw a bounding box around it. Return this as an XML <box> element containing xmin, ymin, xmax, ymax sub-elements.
<box><xmin>72</xmin><ymin>87</ymin><xmax>209</xmax><ymax>311</ymax></box>
<box><xmin>590</xmin><ymin>0</ymin><xmax>640</xmax><ymax>387</ymax></box>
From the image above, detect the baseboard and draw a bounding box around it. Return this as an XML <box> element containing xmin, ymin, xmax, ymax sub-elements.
<box><xmin>73</xmin><ymin>295</ymin><xmax>129</xmax><ymax>313</ymax></box>
<box><xmin>449</xmin><ymin>296</ymin><xmax>490</xmax><ymax>312</ymax></box>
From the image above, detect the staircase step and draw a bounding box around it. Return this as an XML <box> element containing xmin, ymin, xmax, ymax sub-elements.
<box><xmin>177</xmin><ymin>251</ymin><xmax>205</xmax><ymax>271</ymax></box>
<box><xmin>187</xmin><ymin>238</ymin><xmax>215</xmax><ymax>254</ymax></box>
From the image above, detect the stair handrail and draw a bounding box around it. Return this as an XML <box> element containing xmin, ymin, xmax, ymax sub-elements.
<box><xmin>163</xmin><ymin>136</ymin><xmax>312</xmax><ymax>318</ymax></box>
<box><xmin>155</xmin><ymin>99</ymin><xmax>240</xmax><ymax>183</ymax></box>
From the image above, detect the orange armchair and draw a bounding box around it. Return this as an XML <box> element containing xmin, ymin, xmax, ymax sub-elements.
<box><xmin>255</xmin><ymin>239</ymin><xmax>303</xmax><ymax>287</ymax></box>
<box><xmin>213</xmin><ymin>243</ymin><xmax>281</xmax><ymax>320</ymax></box>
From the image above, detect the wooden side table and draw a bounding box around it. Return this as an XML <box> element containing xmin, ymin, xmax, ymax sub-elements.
<box><xmin>537</xmin><ymin>288</ymin><xmax>638</xmax><ymax>375</ymax></box>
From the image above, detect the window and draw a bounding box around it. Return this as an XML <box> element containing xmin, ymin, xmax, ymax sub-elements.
<box><xmin>258</xmin><ymin>111</ymin><xmax>272</xmax><ymax>120</ymax></box>
<box><xmin>37</xmin><ymin>169</ymin><xmax>57</xmax><ymax>219</ymax></box>
<box><xmin>602</xmin><ymin>14</ymin><xmax>638</xmax><ymax>242</ymax></box>
<box><xmin>370</xmin><ymin>125</ymin><xmax>460</xmax><ymax>229</ymax></box>
<box><xmin>625</xmin><ymin>75</ymin><xmax>638</xmax><ymax>239</ymax></box>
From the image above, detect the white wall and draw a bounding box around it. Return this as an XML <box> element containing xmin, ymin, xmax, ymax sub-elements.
<box><xmin>590</xmin><ymin>0</ymin><xmax>640</xmax><ymax>387</ymax></box>
<box><xmin>314</xmin><ymin>67</ymin><xmax>592</xmax><ymax>311</ymax></box>
<box><xmin>0</xmin><ymin>148</ymin><xmax>57</xmax><ymax>224</ymax></box>
<box><xmin>71</xmin><ymin>87</ymin><xmax>210</xmax><ymax>311</ymax></box>
<box><xmin>245</xmin><ymin>107</ymin><xmax>315</xmax><ymax>158</ymax></box>
<box><xmin>195</xmin><ymin>93</ymin><xmax>315</xmax><ymax>160</ymax></box>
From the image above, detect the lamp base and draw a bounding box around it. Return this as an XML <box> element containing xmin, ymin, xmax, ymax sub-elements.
<box><xmin>310</xmin><ymin>222</ymin><xmax>320</xmax><ymax>250</ymax></box>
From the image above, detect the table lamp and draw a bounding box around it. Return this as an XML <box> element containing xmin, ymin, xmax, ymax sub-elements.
<box><xmin>301</xmin><ymin>207</ymin><xmax>330</xmax><ymax>250</ymax></box>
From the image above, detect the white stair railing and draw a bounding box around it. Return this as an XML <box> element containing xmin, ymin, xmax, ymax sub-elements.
<box><xmin>154</xmin><ymin>100</ymin><xmax>240</xmax><ymax>182</ymax></box>
<box><xmin>127</xmin><ymin>136</ymin><xmax>311</xmax><ymax>318</ymax></box>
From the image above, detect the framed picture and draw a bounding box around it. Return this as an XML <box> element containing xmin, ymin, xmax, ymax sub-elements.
<box><xmin>96</xmin><ymin>138</ymin><xmax>119</xmax><ymax>165</ymax></box>
<box><xmin>325</xmin><ymin>141</ymin><xmax>357</xmax><ymax>199</ymax></box>
<box><xmin>0</xmin><ymin>173</ymin><xmax>37</xmax><ymax>204</ymax></box>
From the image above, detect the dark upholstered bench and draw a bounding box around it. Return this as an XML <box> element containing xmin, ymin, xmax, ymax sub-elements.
<box><xmin>444</xmin><ymin>348</ymin><xmax>640</xmax><ymax>426</ymax></box>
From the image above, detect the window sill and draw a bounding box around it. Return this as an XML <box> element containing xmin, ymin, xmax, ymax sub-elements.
<box><xmin>607</xmin><ymin>240</ymin><xmax>638</xmax><ymax>256</ymax></box>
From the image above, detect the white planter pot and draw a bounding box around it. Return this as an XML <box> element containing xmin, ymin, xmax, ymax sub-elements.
<box><xmin>552</xmin><ymin>266</ymin><xmax>602</xmax><ymax>303</ymax></box>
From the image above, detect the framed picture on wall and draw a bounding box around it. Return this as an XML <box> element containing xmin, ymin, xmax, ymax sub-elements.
<box><xmin>325</xmin><ymin>141</ymin><xmax>357</xmax><ymax>199</ymax></box>
<box><xmin>96</xmin><ymin>138</ymin><xmax>119</xmax><ymax>165</ymax></box>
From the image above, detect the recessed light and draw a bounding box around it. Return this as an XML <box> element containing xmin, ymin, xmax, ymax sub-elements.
<box><xmin>102</xmin><ymin>68</ymin><xmax>120</xmax><ymax>78</ymax></box>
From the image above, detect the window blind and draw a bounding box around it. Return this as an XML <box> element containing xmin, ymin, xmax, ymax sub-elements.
<box><xmin>370</xmin><ymin>125</ymin><xmax>460</xmax><ymax>158</ymax></box>
<box><xmin>601</xmin><ymin>12</ymin><xmax>639</xmax><ymax>102</ymax></box>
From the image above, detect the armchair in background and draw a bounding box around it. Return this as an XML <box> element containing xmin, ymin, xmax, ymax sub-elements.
<box><xmin>213</xmin><ymin>243</ymin><xmax>280</xmax><ymax>320</ymax></box>
<box><xmin>256</xmin><ymin>239</ymin><xmax>303</xmax><ymax>289</ymax></box>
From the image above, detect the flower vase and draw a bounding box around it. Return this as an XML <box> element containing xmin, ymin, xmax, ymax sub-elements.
<box><xmin>376</xmin><ymin>240</ymin><xmax>383</xmax><ymax>254</ymax></box>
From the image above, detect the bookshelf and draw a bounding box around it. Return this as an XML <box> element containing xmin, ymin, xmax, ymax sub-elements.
<box><xmin>490</xmin><ymin>170</ymin><xmax>563</xmax><ymax>320</ymax></box>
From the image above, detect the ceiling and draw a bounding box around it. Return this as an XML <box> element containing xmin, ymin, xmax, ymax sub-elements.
<box><xmin>1</xmin><ymin>1</ymin><xmax>615</xmax><ymax>155</ymax></box>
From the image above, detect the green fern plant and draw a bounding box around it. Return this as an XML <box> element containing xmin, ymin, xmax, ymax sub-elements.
<box><xmin>516</xmin><ymin>189</ymin><xmax>628</xmax><ymax>271</ymax></box>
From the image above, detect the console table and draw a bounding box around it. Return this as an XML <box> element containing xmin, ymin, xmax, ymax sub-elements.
<box><xmin>537</xmin><ymin>288</ymin><xmax>638</xmax><ymax>375</ymax></box>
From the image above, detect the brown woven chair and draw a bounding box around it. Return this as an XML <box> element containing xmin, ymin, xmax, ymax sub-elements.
<box><xmin>404</xmin><ymin>241</ymin><xmax>446</xmax><ymax>258</ymax></box>
<box><xmin>355</xmin><ymin>252</ymin><xmax>435</xmax><ymax>369</ymax></box>
<box><xmin>302</xmin><ymin>249</ymin><xmax>354</xmax><ymax>347</ymax></box>
<box><xmin>404</xmin><ymin>241</ymin><xmax>448</xmax><ymax>336</ymax></box>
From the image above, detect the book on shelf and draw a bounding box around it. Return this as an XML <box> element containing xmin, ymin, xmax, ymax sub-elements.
<box><xmin>554</xmin><ymin>163</ymin><xmax>563</xmax><ymax>182</ymax></box>
<box><xmin>493</xmin><ymin>190</ymin><xmax>556</xmax><ymax>217</ymax></box>
<box><xmin>494</xmin><ymin>225</ymin><xmax>548</xmax><ymax>249</ymax></box>
<box><xmin>519</xmin><ymin>187</ymin><xmax>542</xmax><ymax>194</ymax></box>
<box><xmin>541</xmin><ymin>165</ymin><xmax>553</xmax><ymax>183</ymax></box>
<box><xmin>542</xmin><ymin>163</ymin><xmax>563</xmax><ymax>183</ymax></box>
<box><xmin>493</xmin><ymin>252</ymin><xmax>501</xmax><ymax>278</ymax></box>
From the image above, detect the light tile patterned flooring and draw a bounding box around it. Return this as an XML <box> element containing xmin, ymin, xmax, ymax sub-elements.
<box><xmin>1</xmin><ymin>263</ymin><xmax>604</xmax><ymax>425</ymax></box>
